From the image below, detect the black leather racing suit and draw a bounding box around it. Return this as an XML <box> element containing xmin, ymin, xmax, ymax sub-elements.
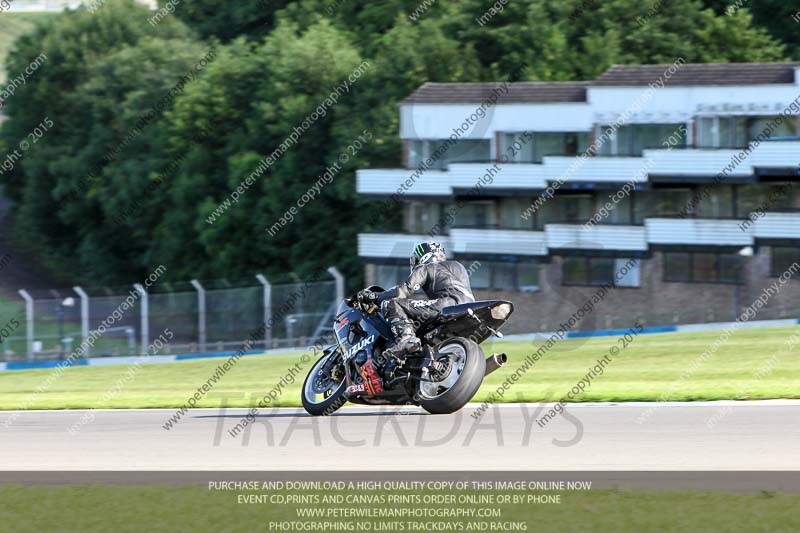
<box><xmin>376</xmin><ymin>260</ymin><xmax>475</xmax><ymax>331</ymax></box>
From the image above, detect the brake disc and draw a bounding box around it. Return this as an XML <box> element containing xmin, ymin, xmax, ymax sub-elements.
<box><xmin>312</xmin><ymin>373</ymin><xmax>334</xmax><ymax>394</ymax></box>
<box><xmin>430</xmin><ymin>357</ymin><xmax>453</xmax><ymax>381</ymax></box>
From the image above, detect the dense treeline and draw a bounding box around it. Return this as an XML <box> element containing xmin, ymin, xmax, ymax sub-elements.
<box><xmin>0</xmin><ymin>0</ymin><xmax>795</xmax><ymax>287</ymax></box>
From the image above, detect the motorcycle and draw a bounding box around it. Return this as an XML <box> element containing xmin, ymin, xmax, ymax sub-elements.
<box><xmin>301</xmin><ymin>287</ymin><xmax>513</xmax><ymax>416</ymax></box>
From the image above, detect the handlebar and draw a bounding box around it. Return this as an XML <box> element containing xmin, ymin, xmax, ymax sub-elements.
<box><xmin>350</xmin><ymin>292</ymin><xmax>379</xmax><ymax>313</ymax></box>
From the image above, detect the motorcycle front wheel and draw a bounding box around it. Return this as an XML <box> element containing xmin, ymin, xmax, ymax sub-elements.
<box><xmin>301</xmin><ymin>354</ymin><xmax>348</xmax><ymax>416</ymax></box>
<box><xmin>418</xmin><ymin>337</ymin><xmax>486</xmax><ymax>415</ymax></box>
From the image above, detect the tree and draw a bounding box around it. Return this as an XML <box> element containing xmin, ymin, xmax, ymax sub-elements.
<box><xmin>450</xmin><ymin>0</ymin><xmax>785</xmax><ymax>81</ymax></box>
<box><xmin>0</xmin><ymin>0</ymin><xmax>793</xmax><ymax>287</ymax></box>
<box><xmin>0</xmin><ymin>0</ymin><xmax>195</xmax><ymax>282</ymax></box>
<box><xmin>147</xmin><ymin>20</ymin><xmax>369</xmax><ymax>282</ymax></box>
<box><xmin>165</xmin><ymin>0</ymin><xmax>291</xmax><ymax>42</ymax></box>
<box><xmin>146</xmin><ymin>38</ymin><xmax>269</xmax><ymax>280</ymax></box>
<box><xmin>701</xmin><ymin>1</ymin><xmax>800</xmax><ymax>59</ymax></box>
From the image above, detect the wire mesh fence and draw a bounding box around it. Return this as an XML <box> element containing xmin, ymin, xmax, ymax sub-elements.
<box><xmin>6</xmin><ymin>261</ymin><xmax>794</xmax><ymax>363</ymax></box>
<box><xmin>0</xmin><ymin>269</ymin><xmax>342</xmax><ymax>363</ymax></box>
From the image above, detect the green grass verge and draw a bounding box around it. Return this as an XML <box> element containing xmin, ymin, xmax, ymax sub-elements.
<box><xmin>1</xmin><ymin>485</ymin><xmax>798</xmax><ymax>533</ymax></box>
<box><xmin>0</xmin><ymin>13</ymin><xmax>54</xmax><ymax>85</ymax></box>
<box><xmin>0</xmin><ymin>325</ymin><xmax>798</xmax><ymax>410</ymax></box>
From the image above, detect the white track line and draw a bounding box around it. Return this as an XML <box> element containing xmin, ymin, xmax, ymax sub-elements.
<box><xmin>2</xmin><ymin>399</ymin><xmax>800</xmax><ymax>414</ymax></box>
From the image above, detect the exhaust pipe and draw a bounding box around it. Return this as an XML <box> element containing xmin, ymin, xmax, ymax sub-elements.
<box><xmin>484</xmin><ymin>353</ymin><xmax>507</xmax><ymax>376</ymax></box>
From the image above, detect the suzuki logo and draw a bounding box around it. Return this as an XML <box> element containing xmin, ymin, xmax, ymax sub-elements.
<box><xmin>344</xmin><ymin>335</ymin><xmax>375</xmax><ymax>360</ymax></box>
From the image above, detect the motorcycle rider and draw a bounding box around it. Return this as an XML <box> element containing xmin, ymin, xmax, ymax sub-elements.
<box><xmin>357</xmin><ymin>242</ymin><xmax>475</xmax><ymax>359</ymax></box>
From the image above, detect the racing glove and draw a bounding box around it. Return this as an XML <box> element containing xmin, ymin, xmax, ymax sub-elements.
<box><xmin>357</xmin><ymin>289</ymin><xmax>379</xmax><ymax>303</ymax></box>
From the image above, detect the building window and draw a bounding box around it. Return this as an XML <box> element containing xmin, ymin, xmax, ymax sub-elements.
<box><xmin>517</xmin><ymin>261</ymin><xmax>541</xmax><ymax>291</ymax></box>
<box><xmin>408</xmin><ymin>139</ymin><xmax>490</xmax><ymax>169</ymax></box>
<box><xmin>718</xmin><ymin>254</ymin><xmax>742</xmax><ymax>284</ymax></box>
<box><xmin>449</xmin><ymin>201</ymin><xmax>495</xmax><ymax>229</ymax></box>
<box><xmin>562</xmin><ymin>257</ymin><xmax>641</xmax><ymax>287</ymax></box>
<box><xmin>633</xmin><ymin>191</ymin><xmax>654</xmax><ymax>224</ymax></box>
<box><xmin>692</xmin><ymin>253</ymin><xmax>717</xmax><ymax>282</ymax></box>
<box><xmin>376</xmin><ymin>264</ymin><xmax>407</xmax><ymax>289</ymax></box>
<box><xmin>697</xmin><ymin>117</ymin><xmax>747</xmax><ymax>148</ymax></box>
<box><xmin>378</xmin><ymin>260</ymin><xmax>542</xmax><ymax>293</ymax></box>
<box><xmin>600</xmin><ymin>124</ymin><xmax>686</xmax><ymax>156</ymax></box>
<box><xmin>598</xmin><ymin>191</ymin><xmax>636</xmax><ymax>224</ymax></box>
<box><xmin>468</xmin><ymin>261</ymin><xmax>491</xmax><ymax>289</ymax></box>
<box><xmin>736</xmin><ymin>184</ymin><xmax>768</xmax><ymax>218</ymax></box>
<box><xmin>698</xmin><ymin>186</ymin><xmax>734</xmax><ymax>218</ymax></box>
<box><xmin>535</xmin><ymin>132</ymin><xmax>588</xmax><ymax>161</ymax></box>
<box><xmin>500</xmin><ymin>198</ymin><xmax>535</xmax><ymax>230</ymax></box>
<box><xmin>500</xmin><ymin>133</ymin><xmax>536</xmax><ymax>163</ymax></box>
<box><xmin>500</xmin><ymin>132</ymin><xmax>588</xmax><ymax>163</ymax></box>
<box><xmin>697</xmin><ymin>116</ymin><xmax>796</xmax><ymax>149</ymax></box>
<box><xmin>737</xmin><ymin>184</ymin><xmax>799</xmax><ymax>218</ymax></box>
<box><xmin>663</xmin><ymin>252</ymin><xmax>690</xmax><ymax>282</ymax></box>
<box><xmin>466</xmin><ymin>259</ymin><xmax>539</xmax><ymax>291</ymax></box>
<box><xmin>615</xmin><ymin>258</ymin><xmax>641</xmax><ymax>287</ymax></box>
<box><xmin>663</xmin><ymin>252</ymin><xmax>743</xmax><ymax>283</ymax></box>
<box><xmin>652</xmin><ymin>186</ymin><xmax>736</xmax><ymax>219</ymax></box>
<box><xmin>771</xmin><ymin>247</ymin><xmax>800</xmax><ymax>277</ymax></box>
<box><xmin>491</xmin><ymin>262</ymin><xmax>516</xmax><ymax>290</ymax></box>
<box><xmin>655</xmin><ymin>188</ymin><xmax>693</xmax><ymax>217</ymax></box>
<box><xmin>409</xmin><ymin>203</ymin><xmax>442</xmax><ymax>234</ymax></box>
<box><xmin>538</xmin><ymin>195</ymin><xmax>593</xmax><ymax>226</ymax></box>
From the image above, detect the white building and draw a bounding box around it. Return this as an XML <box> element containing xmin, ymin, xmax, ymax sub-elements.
<box><xmin>357</xmin><ymin>62</ymin><xmax>800</xmax><ymax>332</ymax></box>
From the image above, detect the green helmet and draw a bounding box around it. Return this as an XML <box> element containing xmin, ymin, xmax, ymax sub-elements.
<box><xmin>410</xmin><ymin>242</ymin><xmax>446</xmax><ymax>271</ymax></box>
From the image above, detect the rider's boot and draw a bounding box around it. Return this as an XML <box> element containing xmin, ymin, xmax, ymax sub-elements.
<box><xmin>384</xmin><ymin>319</ymin><xmax>421</xmax><ymax>362</ymax></box>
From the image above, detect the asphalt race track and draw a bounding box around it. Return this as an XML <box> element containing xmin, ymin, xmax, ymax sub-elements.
<box><xmin>1</xmin><ymin>401</ymin><xmax>799</xmax><ymax>471</ymax></box>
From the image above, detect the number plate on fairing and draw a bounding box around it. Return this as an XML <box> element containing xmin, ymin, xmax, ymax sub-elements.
<box><xmin>346</xmin><ymin>383</ymin><xmax>366</xmax><ymax>395</ymax></box>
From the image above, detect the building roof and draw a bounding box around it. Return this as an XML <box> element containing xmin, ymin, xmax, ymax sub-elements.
<box><xmin>402</xmin><ymin>62</ymin><xmax>800</xmax><ymax>105</ymax></box>
<box><xmin>594</xmin><ymin>62</ymin><xmax>800</xmax><ymax>87</ymax></box>
<box><xmin>401</xmin><ymin>82</ymin><xmax>588</xmax><ymax>105</ymax></box>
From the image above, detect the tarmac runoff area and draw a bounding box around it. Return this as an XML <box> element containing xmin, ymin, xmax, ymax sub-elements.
<box><xmin>0</xmin><ymin>401</ymin><xmax>798</xmax><ymax>472</ymax></box>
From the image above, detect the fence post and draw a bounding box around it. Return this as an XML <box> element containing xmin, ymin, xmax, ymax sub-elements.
<box><xmin>17</xmin><ymin>290</ymin><xmax>34</xmax><ymax>361</ymax></box>
<box><xmin>73</xmin><ymin>286</ymin><xmax>90</xmax><ymax>358</ymax></box>
<box><xmin>190</xmin><ymin>279</ymin><xmax>207</xmax><ymax>352</ymax></box>
<box><xmin>255</xmin><ymin>274</ymin><xmax>272</xmax><ymax>350</ymax></box>
<box><xmin>133</xmin><ymin>283</ymin><xmax>148</xmax><ymax>354</ymax></box>
<box><xmin>327</xmin><ymin>266</ymin><xmax>345</xmax><ymax>304</ymax></box>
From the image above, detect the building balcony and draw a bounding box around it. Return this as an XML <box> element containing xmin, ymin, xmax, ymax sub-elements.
<box><xmin>449</xmin><ymin>228</ymin><xmax>547</xmax><ymax>256</ymax></box>
<box><xmin>357</xmin><ymin>230</ymin><xmax>548</xmax><ymax>259</ymax></box>
<box><xmin>645</xmin><ymin>218</ymin><xmax>753</xmax><ymax>247</ymax></box>
<box><xmin>752</xmin><ymin>212</ymin><xmax>800</xmax><ymax>241</ymax></box>
<box><xmin>542</xmin><ymin>156</ymin><xmax>652</xmax><ymax>184</ymax></box>
<box><xmin>357</xmin><ymin>169</ymin><xmax>453</xmax><ymax>198</ymax></box>
<box><xmin>640</xmin><ymin>141</ymin><xmax>800</xmax><ymax>180</ymax></box>
<box><xmin>356</xmin><ymin>141</ymin><xmax>800</xmax><ymax>198</ymax></box>
<box><xmin>546</xmin><ymin>224</ymin><xmax>648</xmax><ymax>252</ymax></box>
<box><xmin>357</xmin><ymin>163</ymin><xmax>547</xmax><ymax>198</ymax></box>
<box><xmin>358</xmin><ymin>211</ymin><xmax>799</xmax><ymax>260</ymax></box>
<box><xmin>358</xmin><ymin>233</ymin><xmax>453</xmax><ymax>259</ymax></box>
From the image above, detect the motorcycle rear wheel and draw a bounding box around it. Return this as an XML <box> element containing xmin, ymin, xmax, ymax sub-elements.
<box><xmin>419</xmin><ymin>337</ymin><xmax>485</xmax><ymax>415</ymax></box>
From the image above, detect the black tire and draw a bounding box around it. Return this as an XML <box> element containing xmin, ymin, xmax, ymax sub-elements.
<box><xmin>419</xmin><ymin>337</ymin><xmax>486</xmax><ymax>415</ymax></box>
<box><xmin>301</xmin><ymin>354</ymin><xmax>348</xmax><ymax>416</ymax></box>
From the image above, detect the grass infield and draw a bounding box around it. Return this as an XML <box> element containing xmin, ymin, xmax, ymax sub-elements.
<box><xmin>0</xmin><ymin>484</ymin><xmax>798</xmax><ymax>533</ymax></box>
<box><xmin>0</xmin><ymin>326</ymin><xmax>797</xmax><ymax>410</ymax></box>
